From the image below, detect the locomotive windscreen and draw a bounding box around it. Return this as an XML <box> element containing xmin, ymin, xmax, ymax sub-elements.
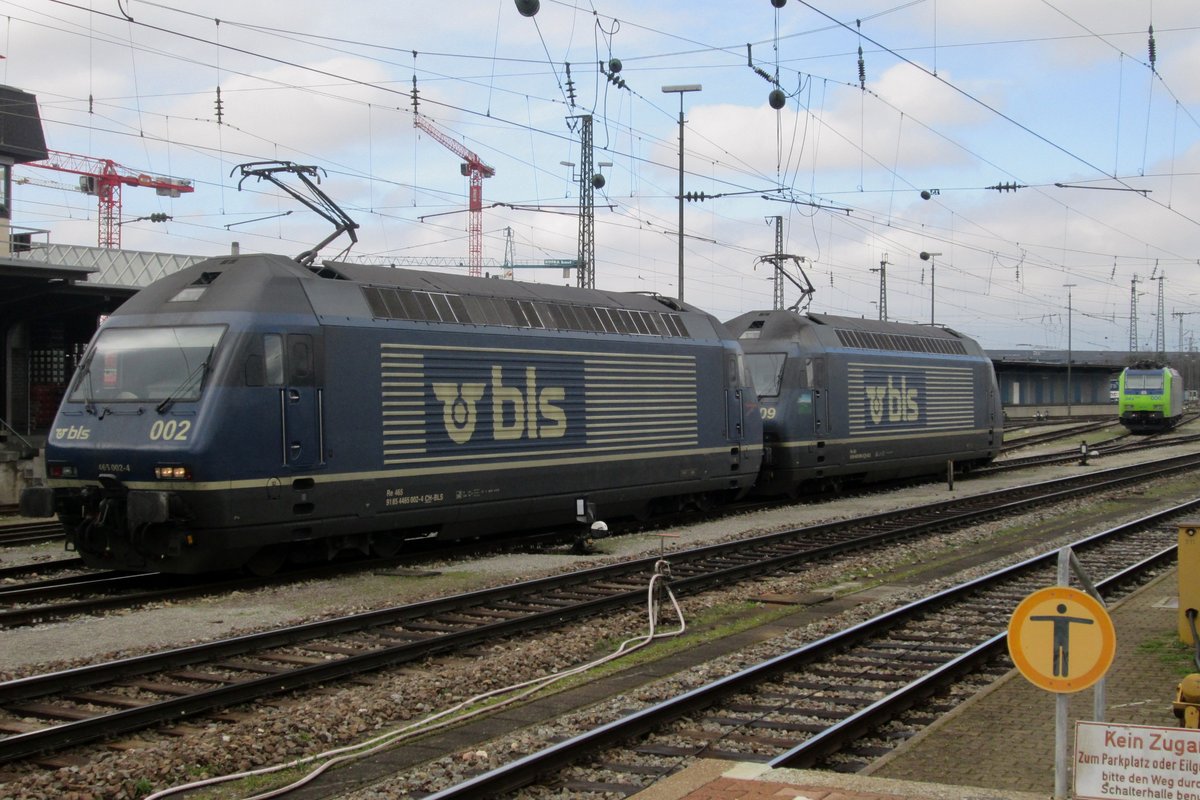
<box><xmin>745</xmin><ymin>352</ymin><xmax>787</xmax><ymax>397</ymax></box>
<box><xmin>1123</xmin><ymin>371</ymin><xmax>1164</xmax><ymax>391</ymax></box>
<box><xmin>68</xmin><ymin>325</ymin><xmax>226</xmax><ymax>404</ymax></box>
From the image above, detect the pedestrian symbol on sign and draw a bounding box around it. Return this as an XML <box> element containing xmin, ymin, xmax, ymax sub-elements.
<box><xmin>1008</xmin><ymin>586</ymin><xmax>1115</xmax><ymax>693</ymax></box>
<box><xmin>1029</xmin><ymin>603</ymin><xmax>1094</xmax><ymax>677</ymax></box>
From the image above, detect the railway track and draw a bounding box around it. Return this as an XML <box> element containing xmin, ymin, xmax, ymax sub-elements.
<box><xmin>982</xmin><ymin>430</ymin><xmax>1200</xmax><ymax>474</ymax></box>
<box><xmin>0</xmin><ymin>524</ymin><xmax>603</xmax><ymax>629</ymax></box>
<box><xmin>421</xmin><ymin>500</ymin><xmax>1181</xmax><ymax>799</ymax></box>
<box><xmin>4</xmin><ymin>430</ymin><xmax>1190</xmax><ymax>628</ymax></box>
<box><xmin>0</xmin><ymin>451</ymin><xmax>1195</xmax><ymax>768</ymax></box>
<box><xmin>0</xmin><ymin>520</ymin><xmax>63</xmax><ymax>547</ymax></box>
<box><xmin>999</xmin><ymin>418</ymin><xmax>1117</xmax><ymax>451</ymax></box>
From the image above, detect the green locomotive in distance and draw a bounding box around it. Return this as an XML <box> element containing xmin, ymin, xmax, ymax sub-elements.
<box><xmin>1118</xmin><ymin>362</ymin><xmax>1184</xmax><ymax>433</ymax></box>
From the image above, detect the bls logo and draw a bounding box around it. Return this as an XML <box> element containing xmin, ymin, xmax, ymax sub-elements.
<box><xmin>433</xmin><ymin>366</ymin><xmax>567</xmax><ymax>444</ymax></box>
<box><xmin>866</xmin><ymin>375</ymin><xmax>921</xmax><ymax>424</ymax></box>
<box><xmin>53</xmin><ymin>425</ymin><xmax>91</xmax><ymax>441</ymax></box>
<box><xmin>432</xmin><ymin>382</ymin><xmax>485</xmax><ymax>444</ymax></box>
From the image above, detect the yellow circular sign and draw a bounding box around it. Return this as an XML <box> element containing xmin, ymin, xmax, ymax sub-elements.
<box><xmin>1007</xmin><ymin>586</ymin><xmax>1116</xmax><ymax>693</ymax></box>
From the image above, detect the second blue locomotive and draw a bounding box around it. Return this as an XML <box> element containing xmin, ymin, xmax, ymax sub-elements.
<box><xmin>726</xmin><ymin>310</ymin><xmax>1001</xmax><ymax>495</ymax></box>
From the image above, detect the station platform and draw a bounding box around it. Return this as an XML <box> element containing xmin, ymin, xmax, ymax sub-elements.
<box><xmin>632</xmin><ymin>566</ymin><xmax>1188</xmax><ymax>800</ymax></box>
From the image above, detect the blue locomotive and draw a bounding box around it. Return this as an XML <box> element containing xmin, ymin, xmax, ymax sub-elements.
<box><xmin>21</xmin><ymin>254</ymin><xmax>764</xmax><ymax>573</ymax></box>
<box><xmin>725</xmin><ymin>310</ymin><xmax>1002</xmax><ymax>495</ymax></box>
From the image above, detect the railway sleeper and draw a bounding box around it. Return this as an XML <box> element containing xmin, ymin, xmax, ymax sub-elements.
<box><xmin>560</xmin><ymin>779</ymin><xmax>645</xmax><ymax>795</ymax></box>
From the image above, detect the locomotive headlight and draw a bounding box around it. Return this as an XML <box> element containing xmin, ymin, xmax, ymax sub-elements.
<box><xmin>154</xmin><ymin>465</ymin><xmax>192</xmax><ymax>480</ymax></box>
<box><xmin>48</xmin><ymin>464</ymin><xmax>77</xmax><ymax>478</ymax></box>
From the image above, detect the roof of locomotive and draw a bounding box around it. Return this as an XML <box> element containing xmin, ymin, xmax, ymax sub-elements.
<box><xmin>104</xmin><ymin>253</ymin><xmax>734</xmax><ymax>342</ymax></box>
<box><xmin>111</xmin><ymin>252</ymin><xmax>701</xmax><ymax>318</ymax></box>
<box><xmin>111</xmin><ymin>253</ymin><xmax>317</xmax><ymax>316</ymax></box>
<box><xmin>319</xmin><ymin>260</ymin><xmax>696</xmax><ymax>315</ymax></box>
<box><xmin>725</xmin><ymin>309</ymin><xmax>987</xmax><ymax>357</ymax></box>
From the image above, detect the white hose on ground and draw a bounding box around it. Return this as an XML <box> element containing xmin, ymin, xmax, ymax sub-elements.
<box><xmin>145</xmin><ymin>559</ymin><xmax>684</xmax><ymax>800</ymax></box>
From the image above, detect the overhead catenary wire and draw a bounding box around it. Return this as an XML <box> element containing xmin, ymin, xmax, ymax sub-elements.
<box><xmin>9</xmin><ymin>0</ymin><xmax>1200</xmax><ymax>340</ymax></box>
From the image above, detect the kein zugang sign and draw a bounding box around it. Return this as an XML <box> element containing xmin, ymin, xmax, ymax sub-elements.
<box><xmin>1074</xmin><ymin>721</ymin><xmax>1200</xmax><ymax>800</ymax></box>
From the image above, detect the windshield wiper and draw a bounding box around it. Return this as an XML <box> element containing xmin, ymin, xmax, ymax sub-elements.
<box><xmin>79</xmin><ymin>357</ymin><xmax>98</xmax><ymax>416</ymax></box>
<box><xmin>156</xmin><ymin>347</ymin><xmax>214</xmax><ymax>414</ymax></box>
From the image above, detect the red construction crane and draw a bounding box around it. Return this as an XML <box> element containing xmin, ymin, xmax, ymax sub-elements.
<box><xmin>413</xmin><ymin>115</ymin><xmax>495</xmax><ymax>276</ymax></box>
<box><xmin>26</xmin><ymin>148</ymin><xmax>194</xmax><ymax>248</ymax></box>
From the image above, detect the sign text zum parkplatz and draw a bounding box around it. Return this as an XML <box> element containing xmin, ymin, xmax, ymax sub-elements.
<box><xmin>1076</xmin><ymin>721</ymin><xmax>1200</xmax><ymax>799</ymax></box>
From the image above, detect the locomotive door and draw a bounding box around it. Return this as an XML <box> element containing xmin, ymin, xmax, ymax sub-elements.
<box><xmin>807</xmin><ymin>358</ymin><xmax>828</xmax><ymax>434</ymax></box>
<box><xmin>280</xmin><ymin>333</ymin><xmax>324</xmax><ymax>469</ymax></box>
<box><xmin>724</xmin><ymin>351</ymin><xmax>747</xmax><ymax>444</ymax></box>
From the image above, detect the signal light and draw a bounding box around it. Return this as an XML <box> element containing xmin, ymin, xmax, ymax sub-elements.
<box><xmin>155</xmin><ymin>465</ymin><xmax>192</xmax><ymax>480</ymax></box>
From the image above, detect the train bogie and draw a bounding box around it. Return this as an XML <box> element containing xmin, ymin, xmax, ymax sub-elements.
<box><xmin>22</xmin><ymin>255</ymin><xmax>763</xmax><ymax>573</ymax></box>
<box><xmin>725</xmin><ymin>310</ymin><xmax>1002</xmax><ymax>496</ymax></box>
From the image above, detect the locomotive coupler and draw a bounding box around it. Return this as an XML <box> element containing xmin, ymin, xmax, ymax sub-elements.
<box><xmin>572</xmin><ymin>520</ymin><xmax>608</xmax><ymax>555</ymax></box>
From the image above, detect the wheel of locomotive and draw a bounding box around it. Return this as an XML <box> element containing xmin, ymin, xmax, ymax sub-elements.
<box><xmin>76</xmin><ymin>518</ymin><xmax>107</xmax><ymax>557</ymax></box>
<box><xmin>244</xmin><ymin>545</ymin><xmax>288</xmax><ymax>576</ymax></box>
<box><xmin>369</xmin><ymin>532</ymin><xmax>404</xmax><ymax>558</ymax></box>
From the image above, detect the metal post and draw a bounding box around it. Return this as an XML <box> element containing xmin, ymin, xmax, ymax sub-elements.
<box><xmin>1051</xmin><ymin>547</ymin><xmax>1110</xmax><ymax>798</ymax></box>
<box><xmin>1055</xmin><ymin>548</ymin><xmax>1070</xmax><ymax>800</ymax></box>
<box><xmin>573</xmin><ymin>114</ymin><xmax>595</xmax><ymax>289</ymax></box>
<box><xmin>920</xmin><ymin>251</ymin><xmax>941</xmax><ymax>325</ymax></box>
<box><xmin>769</xmin><ymin>216</ymin><xmax>784</xmax><ymax>310</ymax></box>
<box><xmin>662</xmin><ymin>84</ymin><xmax>701</xmax><ymax>302</ymax></box>
<box><xmin>1064</xmin><ymin>284</ymin><xmax>1075</xmax><ymax>418</ymax></box>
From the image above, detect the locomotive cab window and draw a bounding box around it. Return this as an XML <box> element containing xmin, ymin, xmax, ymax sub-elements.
<box><xmin>288</xmin><ymin>334</ymin><xmax>314</xmax><ymax>385</ymax></box>
<box><xmin>243</xmin><ymin>334</ymin><xmax>285</xmax><ymax>387</ymax></box>
<box><xmin>68</xmin><ymin>325</ymin><xmax>225</xmax><ymax>403</ymax></box>
<box><xmin>1125</xmin><ymin>373</ymin><xmax>1163</xmax><ymax>391</ymax></box>
<box><xmin>745</xmin><ymin>353</ymin><xmax>787</xmax><ymax>397</ymax></box>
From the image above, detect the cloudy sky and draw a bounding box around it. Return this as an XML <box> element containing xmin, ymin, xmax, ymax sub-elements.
<box><xmin>6</xmin><ymin>0</ymin><xmax>1200</xmax><ymax>352</ymax></box>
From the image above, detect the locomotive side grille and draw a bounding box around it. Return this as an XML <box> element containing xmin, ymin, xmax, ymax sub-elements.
<box><xmin>847</xmin><ymin>363</ymin><xmax>977</xmax><ymax>436</ymax></box>
<box><xmin>377</xmin><ymin>344</ymin><xmax>703</xmax><ymax>468</ymax></box>
<box><xmin>584</xmin><ymin>354</ymin><xmax>698</xmax><ymax>447</ymax></box>
<box><xmin>834</xmin><ymin>328</ymin><xmax>968</xmax><ymax>355</ymax></box>
<box><xmin>363</xmin><ymin>285</ymin><xmax>687</xmax><ymax>338</ymax></box>
<box><xmin>381</xmin><ymin>350</ymin><xmax>427</xmax><ymax>458</ymax></box>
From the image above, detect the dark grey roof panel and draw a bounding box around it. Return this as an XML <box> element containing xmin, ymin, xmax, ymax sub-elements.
<box><xmin>321</xmin><ymin>260</ymin><xmax>686</xmax><ymax>314</ymax></box>
<box><xmin>0</xmin><ymin>85</ymin><xmax>48</xmax><ymax>163</ymax></box>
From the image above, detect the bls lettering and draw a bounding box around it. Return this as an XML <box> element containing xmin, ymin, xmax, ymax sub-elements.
<box><xmin>866</xmin><ymin>376</ymin><xmax>920</xmax><ymax>424</ymax></box>
<box><xmin>54</xmin><ymin>425</ymin><xmax>91</xmax><ymax>441</ymax></box>
<box><xmin>433</xmin><ymin>366</ymin><xmax>566</xmax><ymax>444</ymax></box>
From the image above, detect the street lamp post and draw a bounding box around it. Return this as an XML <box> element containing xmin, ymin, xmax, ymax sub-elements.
<box><xmin>662</xmin><ymin>83</ymin><xmax>701</xmax><ymax>303</ymax></box>
<box><xmin>1064</xmin><ymin>283</ymin><xmax>1076</xmax><ymax>417</ymax></box>
<box><xmin>920</xmin><ymin>251</ymin><xmax>942</xmax><ymax>324</ymax></box>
